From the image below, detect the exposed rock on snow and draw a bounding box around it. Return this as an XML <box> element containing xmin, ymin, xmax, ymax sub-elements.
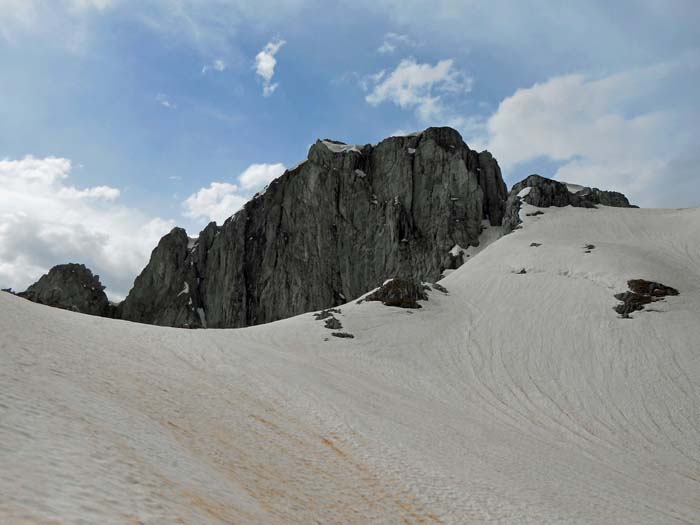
<box><xmin>330</xmin><ymin>331</ymin><xmax>354</xmax><ymax>338</ymax></box>
<box><xmin>364</xmin><ymin>278</ymin><xmax>428</xmax><ymax>309</ymax></box>
<box><xmin>121</xmin><ymin>127</ymin><xmax>508</xmax><ymax>328</ymax></box>
<box><xmin>614</xmin><ymin>279</ymin><xmax>680</xmax><ymax>318</ymax></box>
<box><xmin>324</xmin><ymin>317</ymin><xmax>342</xmax><ymax>330</ymax></box>
<box><xmin>503</xmin><ymin>174</ymin><xmax>634</xmax><ymax>232</ymax></box>
<box><xmin>18</xmin><ymin>263</ymin><xmax>114</xmax><ymax>317</ymax></box>
<box><xmin>313</xmin><ymin>308</ymin><xmax>341</xmax><ymax>321</ymax></box>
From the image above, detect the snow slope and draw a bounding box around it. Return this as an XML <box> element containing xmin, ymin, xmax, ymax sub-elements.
<box><xmin>1</xmin><ymin>205</ymin><xmax>699</xmax><ymax>524</ymax></box>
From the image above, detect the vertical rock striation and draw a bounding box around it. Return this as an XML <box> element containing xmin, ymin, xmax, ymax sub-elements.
<box><xmin>121</xmin><ymin>127</ymin><xmax>508</xmax><ymax>328</ymax></box>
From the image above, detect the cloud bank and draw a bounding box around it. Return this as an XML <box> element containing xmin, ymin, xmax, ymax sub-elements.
<box><xmin>0</xmin><ymin>155</ymin><xmax>173</xmax><ymax>299</ymax></box>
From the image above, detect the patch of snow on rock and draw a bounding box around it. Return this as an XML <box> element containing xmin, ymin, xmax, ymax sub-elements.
<box><xmin>321</xmin><ymin>141</ymin><xmax>361</xmax><ymax>154</ymax></box>
<box><xmin>517</xmin><ymin>187</ymin><xmax>532</xmax><ymax>198</ymax></box>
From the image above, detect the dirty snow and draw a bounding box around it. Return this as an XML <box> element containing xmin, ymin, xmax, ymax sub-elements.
<box><xmin>1</xmin><ymin>206</ymin><xmax>700</xmax><ymax>523</ymax></box>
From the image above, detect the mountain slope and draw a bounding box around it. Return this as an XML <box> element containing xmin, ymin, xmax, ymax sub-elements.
<box><xmin>2</xmin><ymin>205</ymin><xmax>699</xmax><ymax>523</ymax></box>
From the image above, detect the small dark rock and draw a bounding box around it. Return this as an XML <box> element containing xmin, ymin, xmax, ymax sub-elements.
<box><xmin>314</xmin><ymin>308</ymin><xmax>341</xmax><ymax>320</ymax></box>
<box><xmin>431</xmin><ymin>283</ymin><xmax>449</xmax><ymax>294</ymax></box>
<box><xmin>324</xmin><ymin>317</ymin><xmax>343</xmax><ymax>330</ymax></box>
<box><xmin>526</xmin><ymin>211</ymin><xmax>544</xmax><ymax>217</ymax></box>
<box><xmin>365</xmin><ymin>278</ymin><xmax>428</xmax><ymax>309</ymax></box>
<box><xmin>331</xmin><ymin>332</ymin><xmax>355</xmax><ymax>339</ymax></box>
<box><xmin>530</xmin><ymin>242</ymin><xmax>542</xmax><ymax>247</ymax></box>
<box><xmin>584</xmin><ymin>244</ymin><xmax>595</xmax><ymax>250</ymax></box>
<box><xmin>517</xmin><ymin>269</ymin><xmax>527</xmax><ymax>274</ymax></box>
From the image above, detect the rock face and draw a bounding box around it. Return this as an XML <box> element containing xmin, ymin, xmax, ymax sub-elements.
<box><xmin>120</xmin><ymin>127</ymin><xmax>508</xmax><ymax>328</ymax></box>
<box><xmin>19</xmin><ymin>263</ymin><xmax>113</xmax><ymax>317</ymax></box>
<box><xmin>504</xmin><ymin>174</ymin><xmax>634</xmax><ymax>231</ymax></box>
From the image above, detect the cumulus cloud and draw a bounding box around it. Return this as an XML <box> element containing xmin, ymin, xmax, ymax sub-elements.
<box><xmin>183</xmin><ymin>182</ymin><xmax>247</xmax><ymax>225</ymax></box>
<box><xmin>239</xmin><ymin>162</ymin><xmax>286</xmax><ymax>190</ymax></box>
<box><xmin>474</xmin><ymin>59</ymin><xmax>700</xmax><ymax>205</ymax></box>
<box><xmin>255</xmin><ymin>39</ymin><xmax>286</xmax><ymax>96</ymax></box>
<box><xmin>183</xmin><ymin>162</ymin><xmax>286</xmax><ymax>224</ymax></box>
<box><xmin>365</xmin><ymin>58</ymin><xmax>472</xmax><ymax>123</ymax></box>
<box><xmin>0</xmin><ymin>155</ymin><xmax>174</xmax><ymax>299</ymax></box>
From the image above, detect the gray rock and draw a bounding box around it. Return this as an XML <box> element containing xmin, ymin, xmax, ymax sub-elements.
<box><xmin>504</xmin><ymin>174</ymin><xmax>634</xmax><ymax>232</ymax></box>
<box><xmin>364</xmin><ymin>278</ymin><xmax>429</xmax><ymax>309</ymax></box>
<box><xmin>121</xmin><ymin>127</ymin><xmax>507</xmax><ymax>328</ymax></box>
<box><xmin>19</xmin><ymin>263</ymin><xmax>113</xmax><ymax>317</ymax></box>
<box><xmin>118</xmin><ymin>227</ymin><xmax>204</xmax><ymax>328</ymax></box>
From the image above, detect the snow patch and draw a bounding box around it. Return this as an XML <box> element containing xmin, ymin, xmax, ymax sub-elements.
<box><xmin>177</xmin><ymin>282</ymin><xmax>189</xmax><ymax>296</ymax></box>
<box><xmin>449</xmin><ymin>244</ymin><xmax>466</xmax><ymax>257</ymax></box>
<box><xmin>354</xmin><ymin>169</ymin><xmax>367</xmax><ymax>178</ymax></box>
<box><xmin>564</xmin><ymin>182</ymin><xmax>585</xmax><ymax>194</ymax></box>
<box><xmin>321</xmin><ymin>141</ymin><xmax>361</xmax><ymax>154</ymax></box>
<box><xmin>517</xmin><ymin>187</ymin><xmax>532</xmax><ymax>198</ymax></box>
<box><xmin>197</xmin><ymin>307</ymin><xmax>207</xmax><ymax>328</ymax></box>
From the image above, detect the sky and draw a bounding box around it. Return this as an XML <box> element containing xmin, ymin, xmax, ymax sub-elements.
<box><xmin>1</xmin><ymin>0</ymin><xmax>699</xmax><ymax>299</ymax></box>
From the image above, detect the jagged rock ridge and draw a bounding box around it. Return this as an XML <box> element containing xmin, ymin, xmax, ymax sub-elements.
<box><xmin>18</xmin><ymin>263</ymin><xmax>114</xmax><ymax>317</ymax></box>
<box><xmin>503</xmin><ymin>174</ymin><xmax>634</xmax><ymax>231</ymax></box>
<box><xmin>121</xmin><ymin>127</ymin><xmax>508</xmax><ymax>328</ymax></box>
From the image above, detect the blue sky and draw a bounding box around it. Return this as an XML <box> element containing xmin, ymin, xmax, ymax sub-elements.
<box><xmin>1</xmin><ymin>0</ymin><xmax>699</xmax><ymax>298</ymax></box>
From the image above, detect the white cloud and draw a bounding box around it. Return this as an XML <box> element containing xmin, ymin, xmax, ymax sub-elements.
<box><xmin>183</xmin><ymin>182</ymin><xmax>247</xmax><ymax>224</ymax></box>
<box><xmin>365</xmin><ymin>58</ymin><xmax>472</xmax><ymax>123</ymax></box>
<box><xmin>0</xmin><ymin>155</ymin><xmax>174</xmax><ymax>299</ymax></box>
<box><xmin>183</xmin><ymin>162</ymin><xmax>287</xmax><ymax>224</ymax></box>
<box><xmin>377</xmin><ymin>32</ymin><xmax>416</xmax><ymax>54</ymax></box>
<box><xmin>254</xmin><ymin>39</ymin><xmax>286</xmax><ymax>96</ymax></box>
<box><xmin>201</xmin><ymin>58</ymin><xmax>226</xmax><ymax>74</ymax></box>
<box><xmin>239</xmin><ymin>162</ymin><xmax>286</xmax><ymax>190</ymax></box>
<box><xmin>475</xmin><ymin>60</ymin><xmax>698</xmax><ymax>204</ymax></box>
<box><xmin>156</xmin><ymin>93</ymin><xmax>176</xmax><ymax>109</ymax></box>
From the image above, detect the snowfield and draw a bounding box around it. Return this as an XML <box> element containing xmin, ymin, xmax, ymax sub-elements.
<box><xmin>2</xmin><ymin>205</ymin><xmax>699</xmax><ymax>524</ymax></box>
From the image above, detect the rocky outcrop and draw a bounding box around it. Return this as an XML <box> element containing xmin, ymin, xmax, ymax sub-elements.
<box><xmin>504</xmin><ymin>175</ymin><xmax>634</xmax><ymax>231</ymax></box>
<box><xmin>364</xmin><ymin>278</ymin><xmax>429</xmax><ymax>309</ymax></box>
<box><xmin>117</xmin><ymin>228</ymin><xmax>205</xmax><ymax>328</ymax></box>
<box><xmin>613</xmin><ymin>279</ymin><xmax>679</xmax><ymax>318</ymax></box>
<box><xmin>19</xmin><ymin>263</ymin><xmax>114</xmax><ymax>317</ymax></box>
<box><xmin>120</xmin><ymin>127</ymin><xmax>508</xmax><ymax>328</ymax></box>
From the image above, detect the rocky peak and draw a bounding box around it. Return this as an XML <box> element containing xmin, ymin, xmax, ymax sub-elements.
<box><xmin>19</xmin><ymin>263</ymin><xmax>113</xmax><ymax>317</ymax></box>
<box><xmin>504</xmin><ymin>174</ymin><xmax>634</xmax><ymax>231</ymax></box>
<box><xmin>119</xmin><ymin>126</ymin><xmax>509</xmax><ymax>328</ymax></box>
